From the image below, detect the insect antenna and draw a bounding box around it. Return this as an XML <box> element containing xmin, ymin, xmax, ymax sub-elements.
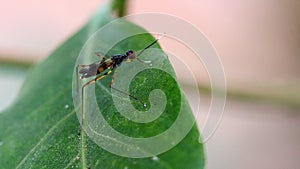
<box><xmin>135</xmin><ymin>33</ymin><xmax>166</xmax><ymax>64</ymax></box>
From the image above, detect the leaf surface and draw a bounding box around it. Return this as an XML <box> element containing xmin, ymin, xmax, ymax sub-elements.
<box><xmin>0</xmin><ymin>4</ymin><xmax>205</xmax><ymax>169</ymax></box>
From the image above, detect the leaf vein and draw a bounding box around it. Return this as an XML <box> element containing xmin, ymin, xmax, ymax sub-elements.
<box><xmin>15</xmin><ymin>111</ymin><xmax>75</xmax><ymax>168</ymax></box>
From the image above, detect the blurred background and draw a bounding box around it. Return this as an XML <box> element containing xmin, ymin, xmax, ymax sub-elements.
<box><xmin>0</xmin><ymin>0</ymin><xmax>299</xmax><ymax>168</ymax></box>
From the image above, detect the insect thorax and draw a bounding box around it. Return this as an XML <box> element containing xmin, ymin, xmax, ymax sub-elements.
<box><xmin>111</xmin><ymin>54</ymin><xmax>127</xmax><ymax>66</ymax></box>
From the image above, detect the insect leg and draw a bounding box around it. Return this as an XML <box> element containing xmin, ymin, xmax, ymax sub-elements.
<box><xmin>125</xmin><ymin>55</ymin><xmax>151</xmax><ymax>65</ymax></box>
<box><xmin>81</xmin><ymin>70</ymin><xmax>113</xmax><ymax>127</ymax></box>
<box><xmin>76</xmin><ymin>65</ymin><xmax>89</xmax><ymax>93</ymax></box>
<box><xmin>81</xmin><ymin>68</ymin><xmax>145</xmax><ymax>127</ymax></box>
<box><xmin>110</xmin><ymin>68</ymin><xmax>145</xmax><ymax>106</ymax></box>
<box><xmin>109</xmin><ymin>68</ymin><xmax>118</xmax><ymax>88</ymax></box>
<box><xmin>95</xmin><ymin>51</ymin><xmax>108</xmax><ymax>63</ymax></box>
<box><xmin>80</xmin><ymin>70</ymin><xmax>112</xmax><ymax>169</ymax></box>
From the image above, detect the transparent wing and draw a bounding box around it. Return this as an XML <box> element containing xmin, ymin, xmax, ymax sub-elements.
<box><xmin>79</xmin><ymin>61</ymin><xmax>101</xmax><ymax>79</ymax></box>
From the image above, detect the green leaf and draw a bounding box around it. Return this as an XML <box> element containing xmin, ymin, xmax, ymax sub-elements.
<box><xmin>0</xmin><ymin>3</ymin><xmax>205</xmax><ymax>169</ymax></box>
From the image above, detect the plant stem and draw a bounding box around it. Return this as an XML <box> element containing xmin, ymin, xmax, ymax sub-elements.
<box><xmin>111</xmin><ymin>0</ymin><xmax>128</xmax><ymax>17</ymax></box>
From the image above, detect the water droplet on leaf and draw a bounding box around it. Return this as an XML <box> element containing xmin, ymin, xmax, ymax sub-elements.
<box><xmin>64</xmin><ymin>104</ymin><xmax>69</xmax><ymax>109</ymax></box>
<box><xmin>152</xmin><ymin>156</ymin><xmax>159</xmax><ymax>161</ymax></box>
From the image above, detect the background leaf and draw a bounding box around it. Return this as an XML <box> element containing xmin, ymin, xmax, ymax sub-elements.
<box><xmin>0</xmin><ymin>3</ymin><xmax>205</xmax><ymax>169</ymax></box>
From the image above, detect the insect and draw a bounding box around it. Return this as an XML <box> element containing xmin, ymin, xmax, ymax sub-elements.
<box><xmin>76</xmin><ymin>34</ymin><xmax>165</xmax><ymax>128</ymax></box>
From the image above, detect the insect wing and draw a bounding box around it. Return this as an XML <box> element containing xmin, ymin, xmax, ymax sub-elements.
<box><xmin>79</xmin><ymin>61</ymin><xmax>101</xmax><ymax>79</ymax></box>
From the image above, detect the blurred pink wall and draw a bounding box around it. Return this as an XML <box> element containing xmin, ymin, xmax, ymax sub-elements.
<box><xmin>0</xmin><ymin>0</ymin><xmax>299</xmax><ymax>90</ymax></box>
<box><xmin>0</xmin><ymin>0</ymin><xmax>100</xmax><ymax>60</ymax></box>
<box><xmin>129</xmin><ymin>0</ymin><xmax>300</xmax><ymax>89</ymax></box>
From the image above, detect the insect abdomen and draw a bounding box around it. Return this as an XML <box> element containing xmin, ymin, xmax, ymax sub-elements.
<box><xmin>97</xmin><ymin>60</ymin><xmax>113</xmax><ymax>74</ymax></box>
